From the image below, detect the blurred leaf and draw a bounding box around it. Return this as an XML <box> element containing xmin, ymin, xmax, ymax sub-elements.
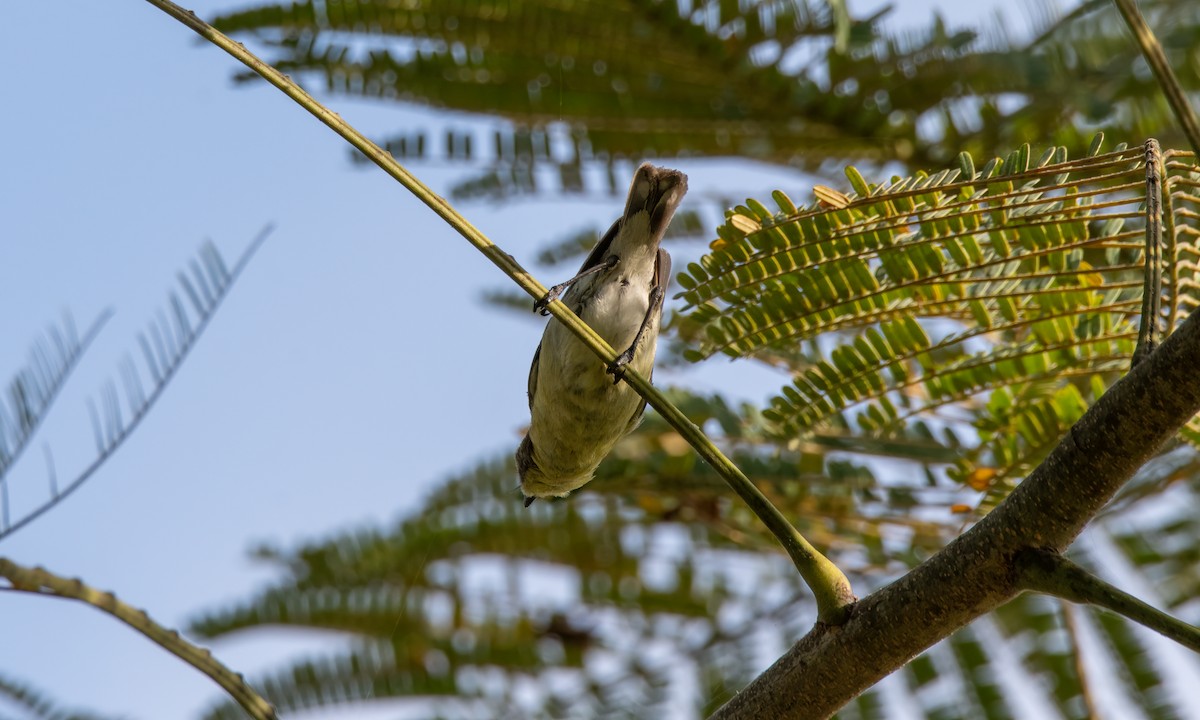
<box><xmin>211</xmin><ymin>0</ymin><xmax>1200</xmax><ymax>197</ymax></box>
<box><xmin>0</xmin><ymin>672</ymin><xmax>119</xmax><ymax>720</ymax></box>
<box><xmin>181</xmin><ymin>3</ymin><xmax>1200</xmax><ymax>718</ymax></box>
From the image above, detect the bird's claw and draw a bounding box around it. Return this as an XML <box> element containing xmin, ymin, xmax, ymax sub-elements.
<box><xmin>606</xmin><ymin>350</ymin><xmax>635</xmax><ymax>384</ymax></box>
<box><xmin>535</xmin><ymin>256</ymin><xmax>618</xmax><ymax>316</ymax></box>
<box><xmin>533</xmin><ymin>285</ymin><xmax>565</xmax><ymax>316</ymax></box>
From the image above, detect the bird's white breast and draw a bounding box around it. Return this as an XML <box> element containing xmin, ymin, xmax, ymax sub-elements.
<box><xmin>526</xmin><ymin>218</ymin><xmax>662</xmax><ymax>494</ymax></box>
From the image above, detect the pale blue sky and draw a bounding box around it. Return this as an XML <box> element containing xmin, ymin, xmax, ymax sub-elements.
<box><xmin>1</xmin><ymin>1</ymin><xmax>1054</xmax><ymax>718</ymax></box>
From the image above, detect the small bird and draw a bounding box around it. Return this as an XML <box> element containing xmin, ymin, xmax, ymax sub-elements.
<box><xmin>517</xmin><ymin>163</ymin><xmax>688</xmax><ymax>506</ymax></box>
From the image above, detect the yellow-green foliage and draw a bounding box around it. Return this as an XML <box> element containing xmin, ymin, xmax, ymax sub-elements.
<box><xmin>677</xmin><ymin>137</ymin><xmax>1200</xmax><ymax>502</ymax></box>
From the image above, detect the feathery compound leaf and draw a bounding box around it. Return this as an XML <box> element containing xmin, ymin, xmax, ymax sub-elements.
<box><xmin>0</xmin><ymin>312</ymin><xmax>111</xmax><ymax>536</ymax></box>
<box><xmin>0</xmin><ymin>313</ymin><xmax>109</xmax><ymax>479</ymax></box>
<box><xmin>190</xmin><ymin>451</ymin><xmax>816</xmax><ymax>719</ymax></box>
<box><xmin>0</xmin><ymin>231</ymin><xmax>269</xmax><ymax>543</ymax></box>
<box><xmin>188</xmin><ymin>405</ymin><xmax>1200</xmax><ymax>717</ymax></box>
<box><xmin>678</xmin><ymin>140</ymin><xmax>1199</xmax><ymax>509</ymax></box>
<box><xmin>209</xmin><ymin>0</ymin><xmax>1200</xmax><ymax>198</ymax></box>
<box><xmin>0</xmin><ymin>672</ymin><xmax>120</xmax><ymax>720</ymax></box>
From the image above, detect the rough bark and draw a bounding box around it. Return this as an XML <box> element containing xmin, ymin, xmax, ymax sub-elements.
<box><xmin>713</xmin><ymin>308</ymin><xmax>1200</xmax><ymax>720</ymax></box>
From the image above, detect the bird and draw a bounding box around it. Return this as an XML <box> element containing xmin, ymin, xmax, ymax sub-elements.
<box><xmin>517</xmin><ymin>163</ymin><xmax>688</xmax><ymax>506</ymax></box>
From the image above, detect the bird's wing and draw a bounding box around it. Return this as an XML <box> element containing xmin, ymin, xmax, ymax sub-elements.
<box><xmin>654</xmin><ymin>246</ymin><xmax>672</xmax><ymax>295</ymax></box>
<box><xmin>626</xmin><ymin>379</ymin><xmax>651</xmax><ymax>435</ymax></box>
<box><xmin>576</xmin><ymin>219</ymin><xmax>620</xmax><ymax>274</ymax></box>
<box><xmin>527</xmin><ymin>341</ymin><xmax>541</xmax><ymax>412</ymax></box>
<box><xmin>528</xmin><ymin>220</ymin><xmax>622</xmax><ymax>412</ymax></box>
<box><xmin>624</xmin><ymin>248</ymin><xmax>672</xmax><ymax>434</ymax></box>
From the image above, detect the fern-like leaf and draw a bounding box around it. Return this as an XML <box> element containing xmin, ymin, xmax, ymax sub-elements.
<box><xmin>0</xmin><ymin>231</ymin><xmax>269</xmax><ymax>542</ymax></box>
<box><xmin>677</xmin><ymin>139</ymin><xmax>1199</xmax><ymax>507</ymax></box>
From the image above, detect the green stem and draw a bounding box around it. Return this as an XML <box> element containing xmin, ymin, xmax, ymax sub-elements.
<box><xmin>1113</xmin><ymin>0</ymin><xmax>1200</xmax><ymax>159</ymax></box>
<box><xmin>0</xmin><ymin>557</ymin><xmax>276</xmax><ymax>719</ymax></box>
<box><xmin>141</xmin><ymin>0</ymin><xmax>855</xmax><ymax>622</ymax></box>
<box><xmin>1016</xmin><ymin>548</ymin><xmax>1200</xmax><ymax>653</ymax></box>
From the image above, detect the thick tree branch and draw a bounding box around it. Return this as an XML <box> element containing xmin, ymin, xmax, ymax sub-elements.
<box><xmin>0</xmin><ymin>558</ymin><xmax>276</xmax><ymax>719</ymax></box>
<box><xmin>1016</xmin><ymin>548</ymin><xmax>1200</xmax><ymax>653</ymax></box>
<box><xmin>713</xmin><ymin>305</ymin><xmax>1200</xmax><ymax>719</ymax></box>
<box><xmin>141</xmin><ymin>0</ymin><xmax>856</xmax><ymax>622</ymax></box>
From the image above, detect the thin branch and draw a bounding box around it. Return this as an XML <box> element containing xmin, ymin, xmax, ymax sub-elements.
<box><xmin>142</xmin><ymin>0</ymin><xmax>856</xmax><ymax>622</ymax></box>
<box><xmin>0</xmin><ymin>557</ymin><xmax>276</xmax><ymax>720</ymax></box>
<box><xmin>1025</xmin><ymin>0</ymin><xmax>1106</xmax><ymax>49</ymax></box>
<box><xmin>1015</xmin><ymin>548</ymin><xmax>1200</xmax><ymax>653</ymax></box>
<box><xmin>1134</xmin><ymin>139</ymin><xmax>1163</xmax><ymax>366</ymax></box>
<box><xmin>1112</xmin><ymin>0</ymin><xmax>1200</xmax><ymax>159</ymax></box>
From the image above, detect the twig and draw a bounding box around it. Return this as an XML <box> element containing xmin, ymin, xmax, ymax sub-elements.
<box><xmin>139</xmin><ymin>0</ymin><xmax>856</xmax><ymax>622</ymax></box>
<box><xmin>0</xmin><ymin>557</ymin><xmax>276</xmax><ymax>719</ymax></box>
<box><xmin>1059</xmin><ymin>601</ymin><xmax>1101</xmax><ymax>720</ymax></box>
<box><xmin>1112</xmin><ymin>0</ymin><xmax>1200</xmax><ymax>159</ymax></box>
<box><xmin>1016</xmin><ymin>548</ymin><xmax>1200</xmax><ymax>653</ymax></box>
<box><xmin>1133</xmin><ymin>139</ymin><xmax>1162</xmax><ymax>367</ymax></box>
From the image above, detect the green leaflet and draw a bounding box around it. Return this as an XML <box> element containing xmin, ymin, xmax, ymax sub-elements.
<box><xmin>677</xmin><ymin>139</ymin><xmax>1200</xmax><ymax>508</ymax></box>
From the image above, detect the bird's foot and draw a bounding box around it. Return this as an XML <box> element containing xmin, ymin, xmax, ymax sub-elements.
<box><xmin>606</xmin><ymin>349</ymin><xmax>636</xmax><ymax>384</ymax></box>
<box><xmin>534</xmin><ymin>255</ymin><xmax>620</xmax><ymax>316</ymax></box>
<box><xmin>533</xmin><ymin>284</ymin><xmax>568</xmax><ymax>316</ymax></box>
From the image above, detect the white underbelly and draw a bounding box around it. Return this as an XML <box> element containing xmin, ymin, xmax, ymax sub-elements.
<box><xmin>528</xmin><ymin>282</ymin><xmax>659</xmax><ymax>490</ymax></box>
